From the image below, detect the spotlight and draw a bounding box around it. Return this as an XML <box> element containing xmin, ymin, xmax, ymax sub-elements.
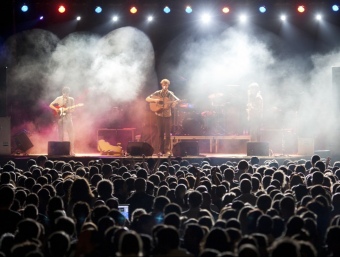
<box><xmin>315</xmin><ymin>14</ymin><xmax>322</xmax><ymax>21</ymax></box>
<box><xmin>147</xmin><ymin>16</ymin><xmax>153</xmax><ymax>22</ymax></box>
<box><xmin>222</xmin><ymin>7</ymin><xmax>230</xmax><ymax>14</ymax></box>
<box><xmin>297</xmin><ymin>5</ymin><xmax>305</xmax><ymax>13</ymax></box>
<box><xmin>163</xmin><ymin>6</ymin><xmax>171</xmax><ymax>14</ymax></box>
<box><xmin>95</xmin><ymin>6</ymin><xmax>102</xmax><ymax>14</ymax></box>
<box><xmin>112</xmin><ymin>16</ymin><xmax>118</xmax><ymax>22</ymax></box>
<box><xmin>39</xmin><ymin>16</ymin><xmax>44</xmax><ymax>20</ymax></box>
<box><xmin>201</xmin><ymin>14</ymin><xmax>211</xmax><ymax>23</ymax></box>
<box><xmin>185</xmin><ymin>6</ymin><xmax>193</xmax><ymax>14</ymax></box>
<box><xmin>76</xmin><ymin>16</ymin><xmax>81</xmax><ymax>21</ymax></box>
<box><xmin>280</xmin><ymin>14</ymin><xmax>286</xmax><ymax>21</ymax></box>
<box><xmin>21</xmin><ymin>4</ymin><xmax>28</xmax><ymax>12</ymax></box>
<box><xmin>259</xmin><ymin>6</ymin><xmax>266</xmax><ymax>13</ymax></box>
<box><xmin>332</xmin><ymin>5</ymin><xmax>339</xmax><ymax>12</ymax></box>
<box><xmin>130</xmin><ymin>6</ymin><xmax>138</xmax><ymax>14</ymax></box>
<box><xmin>239</xmin><ymin>14</ymin><xmax>247</xmax><ymax>22</ymax></box>
<box><xmin>58</xmin><ymin>5</ymin><xmax>66</xmax><ymax>14</ymax></box>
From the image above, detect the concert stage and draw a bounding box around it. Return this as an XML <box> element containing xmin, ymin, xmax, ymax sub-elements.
<box><xmin>0</xmin><ymin>152</ymin><xmax>315</xmax><ymax>171</ymax></box>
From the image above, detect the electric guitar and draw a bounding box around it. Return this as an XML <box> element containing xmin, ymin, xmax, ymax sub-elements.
<box><xmin>149</xmin><ymin>97</ymin><xmax>184</xmax><ymax>112</ymax></box>
<box><xmin>54</xmin><ymin>103</ymin><xmax>84</xmax><ymax>117</ymax></box>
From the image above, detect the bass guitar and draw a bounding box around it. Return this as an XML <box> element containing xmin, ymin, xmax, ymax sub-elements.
<box><xmin>149</xmin><ymin>97</ymin><xmax>184</xmax><ymax>112</ymax></box>
<box><xmin>54</xmin><ymin>103</ymin><xmax>84</xmax><ymax>117</ymax></box>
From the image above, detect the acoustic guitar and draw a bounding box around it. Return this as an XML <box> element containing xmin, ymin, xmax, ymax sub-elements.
<box><xmin>53</xmin><ymin>103</ymin><xmax>84</xmax><ymax>117</ymax></box>
<box><xmin>149</xmin><ymin>97</ymin><xmax>182</xmax><ymax>112</ymax></box>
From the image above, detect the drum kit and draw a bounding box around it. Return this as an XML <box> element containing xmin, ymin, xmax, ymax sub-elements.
<box><xmin>172</xmin><ymin>91</ymin><xmax>231</xmax><ymax>136</ymax></box>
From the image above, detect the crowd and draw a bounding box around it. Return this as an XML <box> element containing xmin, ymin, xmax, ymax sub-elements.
<box><xmin>0</xmin><ymin>153</ymin><xmax>339</xmax><ymax>257</ymax></box>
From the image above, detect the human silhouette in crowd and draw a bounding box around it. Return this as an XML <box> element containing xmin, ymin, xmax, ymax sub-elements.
<box><xmin>1</xmin><ymin>153</ymin><xmax>340</xmax><ymax>256</ymax></box>
<box><xmin>125</xmin><ymin>178</ymin><xmax>155</xmax><ymax>220</ymax></box>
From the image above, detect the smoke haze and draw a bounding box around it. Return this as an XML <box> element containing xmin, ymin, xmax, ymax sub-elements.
<box><xmin>3</xmin><ymin>21</ymin><xmax>340</xmax><ymax>154</ymax></box>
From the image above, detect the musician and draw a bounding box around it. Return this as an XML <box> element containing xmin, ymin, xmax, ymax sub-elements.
<box><xmin>146</xmin><ymin>79</ymin><xmax>179</xmax><ymax>155</ymax></box>
<box><xmin>49</xmin><ymin>87</ymin><xmax>75</xmax><ymax>155</ymax></box>
<box><xmin>247</xmin><ymin>82</ymin><xmax>263</xmax><ymax>142</ymax></box>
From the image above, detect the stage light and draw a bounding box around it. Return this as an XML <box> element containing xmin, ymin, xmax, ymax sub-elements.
<box><xmin>280</xmin><ymin>14</ymin><xmax>286</xmax><ymax>21</ymax></box>
<box><xmin>297</xmin><ymin>5</ymin><xmax>305</xmax><ymax>13</ymax></box>
<box><xmin>163</xmin><ymin>6</ymin><xmax>171</xmax><ymax>14</ymax></box>
<box><xmin>259</xmin><ymin>6</ymin><xmax>266</xmax><ymax>13</ymax></box>
<box><xmin>95</xmin><ymin>6</ymin><xmax>102</xmax><ymax>14</ymax></box>
<box><xmin>147</xmin><ymin>16</ymin><xmax>153</xmax><ymax>22</ymax></box>
<box><xmin>332</xmin><ymin>5</ymin><xmax>339</xmax><ymax>12</ymax></box>
<box><xmin>39</xmin><ymin>16</ymin><xmax>44</xmax><ymax>20</ymax></box>
<box><xmin>112</xmin><ymin>16</ymin><xmax>118</xmax><ymax>22</ymax></box>
<box><xmin>201</xmin><ymin>14</ymin><xmax>211</xmax><ymax>23</ymax></box>
<box><xmin>239</xmin><ymin>14</ymin><xmax>247</xmax><ymax>22</ymax></box>
<box><xmin>58</xmin><ymin>5</ymin><xmax>66</xmax><ymax>14</ymax></box>
<box><xmin>315</xmin><ymin>14</ymin><xmax>322</xmax><ymax>21</ymax></box>
<box><xmin>185</xmin><ymin>6</ymin><xmax>193</xmax><ymax>14</ymax></box>
<box><xmin>130</xmin><ymin>6</ymin><xmax>138</xmax><ymax>14</ymax></box>
<box><xmin>21</xmin><ymin>4</ymin><xmax>28</xmax><ymax>12</ymax></box>
<box><xmin>76</xmin><ymin>16</ymin><xmax>81</xmax><ymax>21</ymax></box>
<box><xmin>222</xmin><ymin>7</ymin><xmax>230</xmax><ymax>14</ymax></box>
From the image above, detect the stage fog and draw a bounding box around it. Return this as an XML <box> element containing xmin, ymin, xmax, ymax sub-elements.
<box><xmin>2</xmin><ymin>21</ymin><xmax>340</xmax><ymax>154</ymax></box>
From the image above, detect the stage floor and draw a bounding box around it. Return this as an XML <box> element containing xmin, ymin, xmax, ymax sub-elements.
<box><xmin>0</xmin><ymin>152</ymin><xmax>312</xmax><ymax>170</ymax></box>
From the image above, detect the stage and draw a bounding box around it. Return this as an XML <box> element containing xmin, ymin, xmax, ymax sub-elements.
<box><xmin>0</xmin><ymin>152</ymin><xmax>315</xmax><ymax>171</ymax></box>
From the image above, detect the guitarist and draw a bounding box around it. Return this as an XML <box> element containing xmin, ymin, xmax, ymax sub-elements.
<box><xmin>146</xmin><ymin>79</ymin><xmax>180</xmax><ymax>155</ymax></box>
<box><xmin>49</xmin><ymin>87</ymin><xmax>75</xmax><ymax>155</ymax></box>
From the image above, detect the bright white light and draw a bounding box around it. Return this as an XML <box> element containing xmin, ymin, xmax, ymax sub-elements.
<box><xmin>201</xmin><ymin>14</ymin><xmax>211</xmax><ymax>23</ymax></box>
<box><xmin>147</xmin><ymin>16</ymin><xmax>153</xmax><ymax>22</ymax></box>
<box><xmin>280</xmin><ymin>15</ymin><xmax>286</xmax><ymax>21</ymax></box>
<box><xmin>316</xmin><ymin>14</ymin><xmax>322</xmax><ymax>21</ymax></box>
<box><xmin>112</xmin><ymin>16</ymin><xmax>118</xmax><ymax>22</ymax></box>
<box><xmin>76</xmin><ymin>16</ymin><xmax>81</xmax><ymax>21</ymax></box>
<box><xmin>239</xmin><ymin>15</ymin><xmax>247</xmax><ymax>23</ymax></box>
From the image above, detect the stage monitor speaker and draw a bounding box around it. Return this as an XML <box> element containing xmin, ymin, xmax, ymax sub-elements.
<box><xmin>314</xmin><ymin>150</ymin><xmax>331</xmax><ymax>158</ymax></box>
<box><xmin>127</xmin><ymin>142</ymin><xmax>154</xmax><ymax>156</ymax></box>
<box><xmin>14</xmin><ymin>131</ymin><xmax>33</xmax><ymax>153</ymax></box>
<box><xmin>247</xmin><ymin>142</ymin><xmax>269</xmax><ymax>156</ymax></box>
<box><xmin>173</xmin><ymin>141</ymin><xmax>199</xmax><ymax>156</ymax></box>
<box><xmin>48</xmin><ymin>141</ymin><xmax>70</xmax><ymax>155</ymax></box>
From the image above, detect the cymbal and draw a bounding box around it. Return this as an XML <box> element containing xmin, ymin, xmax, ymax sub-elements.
<box><xmin>208</xmin><ymin>93</ymin><xmax>224</xmax><ymax>99</ymax></box>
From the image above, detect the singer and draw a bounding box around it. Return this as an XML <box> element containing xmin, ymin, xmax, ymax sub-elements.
<box><xmin>146</xmin><ymin>79</ymin><xmax>180</xmax><ymax>155</ymax></box>
<box><xmin>49</xmin><ymin>87</ymin><xmax>75</xmax><ymax>155</ymax></box>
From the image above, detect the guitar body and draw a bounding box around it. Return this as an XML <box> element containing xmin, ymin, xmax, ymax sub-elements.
<box><xmin>53</xmin><ymin>103</ymin><xmax>84</xmax><ymax>117</ymax></box>
<box><xmin>149</xmin><ymin>97</ymin><xmax>181</xmax><ymax>112</ymax></box>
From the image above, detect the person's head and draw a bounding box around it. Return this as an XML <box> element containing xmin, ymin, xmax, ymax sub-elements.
<box><xmin>47</xmin><ymin>231</ymin><xmax>70</xmax><ymax>257</ymax></box>
<box><xmin>160</xmin><ymin>79</ymin><xmax>170</xmax><ymax>91</ymax></box>
<box><xmin>62</xmin><ymin>87</ymin><xmax>70</xmax><ymax>97</ymax></box>
<box><xmin>187</xmin><ymin>190</ymin><xmax>203</xmax><ymax>208</ymax></box>
<box><xmin>117</xmin><ymin>230</ymin><xmax>143</xmax><ymax>257</ymax></box>
<box><xmin>240</xmin><ymin>179</ymin><xmax>252</xmax><ymax>194</ymax></box>
<box><xmin>248</xmin><ymin>82</ymin><xmax>260</xmax><ymax>95</ymax></box>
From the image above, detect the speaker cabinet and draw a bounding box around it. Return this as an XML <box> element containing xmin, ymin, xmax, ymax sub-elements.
<box><xmin>0</xmin><ymin>67</ymin><xmax>7</xmax><ymax>117</ymax></box>
<box><xmin>247</xmin><ymin>142</ymin><xmax>269</xmax><ymax>156</ymax></box>
<box><xmin>173</xmin><ymin>141</ymin><xmax>199</xmax><ymax>156</ymax></box>
<box><xmin>0</xmin><ymin>117</ymin><xmax>11</xmax><ymax>155</ymax></box>
<box><xmin>13</xmin><ymin>130</ymin><xmax>34</xmax><ymax>153</ymax></box>
<box><xmin>127</xmin><ymin>142</ymin><xmax>154</xmax><ymax>156</ymax></box>
<box><xmin>48</xmin><ymin>141</ymin><xmax>70</xmax><ymax>155</ymax></box>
